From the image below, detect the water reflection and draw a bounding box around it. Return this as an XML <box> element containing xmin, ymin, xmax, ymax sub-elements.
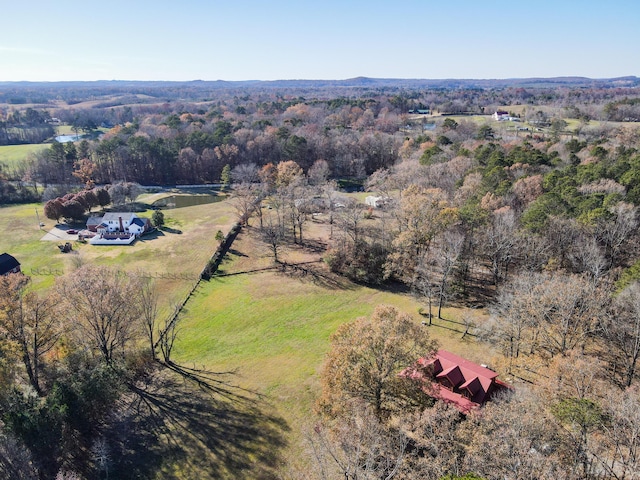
<box><xmin>152</xmin><ymin>194</ymin><xmax>223</xmax><ymax>209</ymax></box>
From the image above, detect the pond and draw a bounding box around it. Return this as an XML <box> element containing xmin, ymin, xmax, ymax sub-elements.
<box><xmin>152</xmin><ymin>194</ymin><xmax>224</xmax><ymax>209</ymax></box>
<box><xmin>55</xmin><ymin>134</ymin><xmax>84</xmax><ymax>143</ymax></box>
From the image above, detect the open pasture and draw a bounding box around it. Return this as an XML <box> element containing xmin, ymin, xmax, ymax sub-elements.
<box><xmin>0</xmin><ymin>143</ymin><xmax>47</xmax><ymax>170</ymax></box>
<box><xmin>172</xmin><ymin>222</ymin><xmax>492</xmax><ymax>477</ymax></box>
<box><xmin>0</xmin><ymin>196</ymin><xmax>237</xmax><ymax>311</ymax></box>
<box><xmin>1</xmin><ymin>195</ymin><xmax>493</xmax><ymax>477</ymax></box>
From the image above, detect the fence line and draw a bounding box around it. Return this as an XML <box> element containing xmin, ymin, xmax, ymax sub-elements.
<box><xmin>29</xmin><ymin>267</ymin><xmax>198</xmax><ymax>281</ymax></box>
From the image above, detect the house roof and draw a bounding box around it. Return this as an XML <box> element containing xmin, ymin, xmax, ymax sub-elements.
<box><xmin>130</xmin><ymin>217</ymin><xmax>145</xmax><ymax>227</ymax></box>
<box><xmin>102</xmin><ymin>212</ymin><xmax>138</xmax><ymax>223</ymax></box>
<box><xmin>86</xmin><ymin>216</ymin><xmax>103</xmax><ymax>226</ymax></box>
<box><xmin>0</xmin><ymin>253</ymin><xmax>20</xmax><ymax>275</ymax></box>
<box><xmin>407</xmin><ymin>350</ymin><xmax>509</xmax><ymax>413</ymax></box>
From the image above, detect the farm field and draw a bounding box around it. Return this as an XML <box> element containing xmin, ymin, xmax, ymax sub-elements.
<box><xmin>0</xmin><ymin>195</ymin><xmax>495</xmax><ymax>478</ymax></box>
<box><xmin>0</xmin><ymin>194</ymin><xmax>236</xmax><ymax>313</ymax></box>
<box><xmin>0</xmin><ymin>143</ymin><xmax>47</xmax><ymax>170</ymax></box>
<box><xmin>171</xmin><ymin>219</ymin><xmax>493</xmax><ymax>477</ymax></box>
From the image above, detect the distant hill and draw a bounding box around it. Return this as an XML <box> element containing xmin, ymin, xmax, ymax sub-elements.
<box><xmin>1</xmin><ymin>76</ymin><xmax>639</xmax><ymax>90</ymax></box>
<box><xmin>1</xmin><ymin>77</ymin><xmax>638</xmax><ymax>104</ymax></box>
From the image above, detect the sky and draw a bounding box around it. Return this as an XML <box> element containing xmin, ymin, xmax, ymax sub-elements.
<box><xmin>0</xmin><ymin>0</ymin><xmax>638</xmax><ymax>82</ymax></box>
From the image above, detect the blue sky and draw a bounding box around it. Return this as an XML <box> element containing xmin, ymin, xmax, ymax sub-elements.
<box><xmin>1</xmin><ymin>0</ymin><xmax>638</xmax><ymax>81</ymax></box>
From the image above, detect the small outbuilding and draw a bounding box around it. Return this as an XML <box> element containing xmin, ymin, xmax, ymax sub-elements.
<box><xmin>0</xmin><ymin>253</ymin><xmax>21</xmax><ymax>275</ymax></box>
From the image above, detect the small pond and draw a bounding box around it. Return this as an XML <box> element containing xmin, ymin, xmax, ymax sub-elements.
<box><xmin>55</xmin><ymin>134</ymin><xmax>84</xmax><ymax>143</ymax></box>
<box><xmin>152</xmin><ymin>194</ymin><xmax>223</xmax><ymax>209</ymax></box>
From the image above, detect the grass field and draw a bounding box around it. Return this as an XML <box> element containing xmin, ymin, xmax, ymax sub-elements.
<box><xmin>0</xmin><ymin>143</ymin><xmax>47</xmax><ymax>170</ymax></box>
<box><xmin>0</xmin><ymin>196</ymin><xmax>236</xmax><ymax>312</ymax></box>
<box><xmin>0</xmin><ymin>197</ymin><xmax>494</xmax><ymax>477</ymax></box>
<box><xmin>172</xmin><ymin>222</ymin><xmax>493</xmax><ymax>477</ymax></box>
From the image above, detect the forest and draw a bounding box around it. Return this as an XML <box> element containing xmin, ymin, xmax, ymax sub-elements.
<box><xmin>1</xmin><ymin>78</ymin><xmax>640</xmax><ymax>478</ymax></box>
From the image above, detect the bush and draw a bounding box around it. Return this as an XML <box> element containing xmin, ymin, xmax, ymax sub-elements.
<box><xmin>151</xmin><ymin>210</ymin><xmax>165</xmax><ymax>227</ymax></box>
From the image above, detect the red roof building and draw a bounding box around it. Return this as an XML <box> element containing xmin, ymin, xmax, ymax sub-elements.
<box><xmin>404</xmin><ymin>350</ymin><xmax>511</xmax><ymax>414</ymax></box>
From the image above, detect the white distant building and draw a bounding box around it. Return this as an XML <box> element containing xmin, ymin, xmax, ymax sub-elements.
<box><xmin>365</xmin><ymin>196</ymin><xmax>390</xmax><ymax>208</ymax></box>
<box><xmin>493</xmin><ymin>110</ymin><xmax>520</xmax><ymax>122</ymax></box>
<box><xmin>493</xmin><ymin>110</ymin><xmax>510</xmax><ymax>121</ymax></box>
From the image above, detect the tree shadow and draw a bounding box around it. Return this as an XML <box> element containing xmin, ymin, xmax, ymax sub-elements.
<box><xmin>159</xmin><ymin>226</ymin><xmax>183</xmax><ymax>235</ymax></box>
<box><xmin>107</xmin><ymin>367</ymin><xmax>289</xmax><ymax>479</ymax></box>
<box><xmin>279</xmin><ymin>261</ymin><xmax>355</xmax><ymax>291</ymax></box>
<box><xmin>138</xmin><ymin>229</ymin><xmax>165</xmax><ymax>241</ymax></box>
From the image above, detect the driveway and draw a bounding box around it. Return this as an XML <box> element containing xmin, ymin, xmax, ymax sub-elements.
<box><xmin>41</xmin><ymin>226</ymin><xmax>79</xmax><ymax>241</ymax></box>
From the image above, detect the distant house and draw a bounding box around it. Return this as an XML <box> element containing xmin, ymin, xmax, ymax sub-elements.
<box><xmin>403</xmin><ymin>350</ymin><xmax>511</xmax><ymax>414</ymax></box>
<box><xmin>365</xmin><ymin>196</ymin><xmax>390</xmax><ymax>208</ymax></box>
<box><xmin>0</xmin><ymin>253</ymin><xmax>21</xmax><ymax>276</ymax></box>
<box><xmin>493</xmin><ymin>110</ymin><xmax>510</xmax><ymax>121</ymax></box>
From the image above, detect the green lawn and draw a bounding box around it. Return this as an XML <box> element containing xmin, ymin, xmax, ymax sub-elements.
<box><xmin>0</xmin><ymin>198</ymin><xmax>237</xmax><ymax>308</ymax></box>
<box><xmin>0</xmin><ymin>144</ymin><xmax>47</xmax><ymax>170</ymax></box>
<box><xmin>0</xmin><ymin>203</ymin><xmax>65</xmax><ymax>289</ymax></box>
<box><xmin>172</xmin><ymin>228</ymin><xmax>491</xmax><ymax>476</ymax></box>
<box><xmin>0</xmin><ymin>198</ymin><xmax>493</xmax><ymax>477</ymax></box>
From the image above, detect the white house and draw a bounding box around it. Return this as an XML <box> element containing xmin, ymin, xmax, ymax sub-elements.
<box><xmin>95</xmin><ymin>213</ymin><xmax>151</xmax><ymax>236</ymax></box>
<box><xmin>493</xmin><ymin>110</ymin><xmax>510</xmax><ymax>121</ymax></box>
<box><xmin>365</xmin><ymin>196</ymin><xmax>390</xmax><ymax>208</ymax></box>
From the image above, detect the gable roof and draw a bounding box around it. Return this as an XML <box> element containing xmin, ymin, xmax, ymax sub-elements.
<box><xmin>0</xmin><ymin>253</ymin><xmax>20</xmax><ymax>275</ymax></box>
<box><xmin>408</xmin><ymin>350</ymin><xmax>510</xmax><ymax>413</ymax></box>
<box><xmin>102</xmin><ymin>212</ymin><xmax>138</xmax><ymax>223</ymax></box>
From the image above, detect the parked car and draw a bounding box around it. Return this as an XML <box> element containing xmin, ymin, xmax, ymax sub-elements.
<box><xmin>67</xmin><ymin>229</ymin><xmax>78</xmax><ymax>234</ymax></box>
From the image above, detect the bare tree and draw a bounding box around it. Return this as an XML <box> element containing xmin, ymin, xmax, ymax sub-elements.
<box><xmin>231</xmin><ymin>162</ymin><xmax>260</xmax><ymax>184</ymax></box>
<box><xmin>598</xmin><ymin>202</ymin><xmax>638</xmax><ymax>267</ymax></box>
<box><xmin>308</xmin><ymin>159</ymin><xmax>331</xmax><ymax>186</ymax></box>
<box><xmin>599</xmin><ymin>386</ymin><xmax>640</xmax><ymax>478</ymax></box>
<box><xmin>321</xmin><ymin>180</ymin><xmax>341</xmax><ymax>239</ymax></box>
<box><xmin>231</xmin><ymin>182</ymin><xmax>261</xmax><ymax>226</ymax></box>
<box><xmin>336</xmin><ymin>199</ymin><xmax>364</xmax><ymax>246</ymax></box>
<box><xmin>309</xmin><ymin>405</ymin><xmax>408</xmax><ymax>480</ymax></box>
<box><xmin>139</xmin><ymin>276</ymin><xmax>159</xmax><ymax>360</ymax></box>
<box><xmin>260</xmin><ymin>215</ymin><xmax>285</xmax><ymax>264</ymax></box>
<box><xmin>435</xmin><ymin>230</ymin><xmax>464</xmax><ymax>319</ymax></box>
<box><xmin>0</xmin><ymin>274</ymin><xmax>61</xmax><ymax>396</ymax></box>
<box><xmin>400</xmin><ymin>401</ymin><xmax>467</xmax><ymax>479</ymax></box>
<box><xmin>604</xmin><ymin>282</ymin><xmax>640</xmax><ymax>387</ymax></box>
<box><xmin>489</xmin><ymin>272</ymin><xmax>604</xmax><ymax>366</ymax></box>
<box><xmin>483</xmin><ymin>207</ymin><xmax>517</xmax><ymax>285</ymax></box>
<box><xmin>464</xmin><ymin>388</ymin><xmax>565</xmax><ymax>480</ymax></box>
<box><xmin>485</xmin><ymin>271</ymin><xmax>545</xmax><ymax>372</ymax></box>
<box><xmin>414</xmin><ymin>253</ymin><xmax>438</xmax><ymax>326</ymax></box>
<box><xmin>570</xmin><ymin>234</ymin><xmax>608</xmax><ymax>283</ymax></box>
<box><xmin>57</xmin><ymin>266</ymin><xmax>145</xmax><ymax>364</ymax></box>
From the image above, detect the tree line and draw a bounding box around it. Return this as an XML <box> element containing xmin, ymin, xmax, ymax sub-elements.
<box><xmin>0</xmin><ymin>266</ymin><xmax>260</xmax><ymax>479</ymax></box>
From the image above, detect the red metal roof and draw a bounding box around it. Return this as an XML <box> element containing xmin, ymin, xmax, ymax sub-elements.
<box><xmin>406</xmin><ymin>350</ymin><xmax>510</xmax><ymax>413</ymax></box>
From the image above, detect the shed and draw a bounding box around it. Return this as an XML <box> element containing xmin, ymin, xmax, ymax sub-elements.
<box><xmin>0</xmin><ymin>253</ymin><xmax>21</xmax><ymax>275</ymax></box>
